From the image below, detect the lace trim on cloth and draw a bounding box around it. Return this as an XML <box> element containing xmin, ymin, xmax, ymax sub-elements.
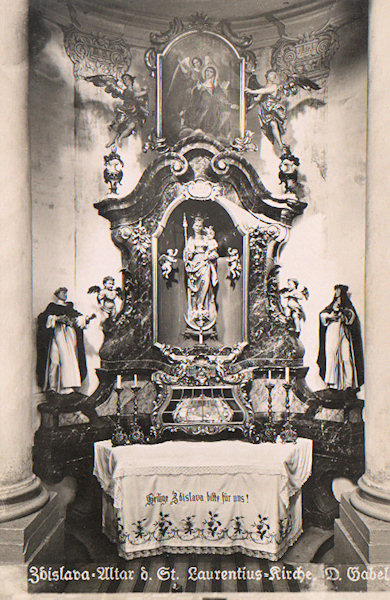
<box><xmin>103</xmin><ymin>529</ymin><xmax>303</xmax><ymax>562</ymax></box>
<box><xmin>112</xmin><ymin>465</ymin><xmax>286</xmax><ymax>475</ymax></box>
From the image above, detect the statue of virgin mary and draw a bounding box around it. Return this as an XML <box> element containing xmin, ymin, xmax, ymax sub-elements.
<box><xmin>183</xmin><ymin>216</ymin><xmax>219</xmax><ymax>332</ymax></box>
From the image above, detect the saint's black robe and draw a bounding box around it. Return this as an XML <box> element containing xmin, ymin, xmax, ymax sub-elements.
<box><xmin>317</xmin><ymin>300</ymin><xmax>364</xmax><ymax>389</ymax></box>
<box><xmin>36</xmin><ymin>302</ymin><xmax>87</xmax><ymax>389</ymax></box>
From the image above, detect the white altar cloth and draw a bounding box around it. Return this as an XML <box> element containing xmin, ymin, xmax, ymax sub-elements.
<box><xmin>94</xmin><ymin>438</ymin><xmax>312</xmax><ymax>560</ymax></box>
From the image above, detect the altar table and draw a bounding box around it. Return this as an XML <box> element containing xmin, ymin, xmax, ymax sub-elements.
<box><xmin>94</xmin><ymin>438</ymin><xmax>312</xmax><ymax>560</ymax></box>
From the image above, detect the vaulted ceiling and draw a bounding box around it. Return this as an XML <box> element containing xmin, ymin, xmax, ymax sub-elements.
<box><xmin>62</xmin><ymin>0</ymin><xmax>331</xmax><ymax>22</ymax></box>
<box><xmin>36</xmin><ymin>0</ymin><xmax>366</xmax><ymax>48</ymax></box>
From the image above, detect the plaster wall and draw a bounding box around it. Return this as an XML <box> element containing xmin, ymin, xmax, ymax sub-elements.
<box><xmin>30</xmin><ymin>11</ymin><xmax>367</xmax><ymax>401</ymax></box>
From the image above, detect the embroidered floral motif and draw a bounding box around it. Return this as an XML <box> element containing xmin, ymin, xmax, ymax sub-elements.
<box><xmin>252</xmin><ymin>514</ymin><xmax>271</xmax><ymax>540</ymax></box>
<box><xmin>203</xmin><ymin>511</ymin><xmax>222</xmax><ymax>538</ymax></box>
<box><xmin>154</xmin><ymin>510</ymin><xmax>173</xmax><ymax>539</ymax></box>
<box><xmin>182</xmin><ymin>515</ymin><xmax>196</xmax><ymax>535</ymax></box>
<box><xmin>114</xmin><ymin>508</ymin><xmax>293</xmax><ymax>548</ymax></box>
<box><xmin>133</xmin><ymin>518</ymin><xmax>147</xmax><ymax>539</ymax></box>
<box><xmin>279</xmin><ymin>514</ymin><xmax>293</xmax><ymax>542</ymax></box>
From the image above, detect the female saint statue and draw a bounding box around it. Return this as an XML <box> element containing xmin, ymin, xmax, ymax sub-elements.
<box><xmin>183</xmin><ymin>216</ymin><xmax>219</xmax><ymax>333</ymax></box>
<box><xmin>317</xmin><ymin>285</ymin><xmax>364</xmax><ymax>391</ymax></box>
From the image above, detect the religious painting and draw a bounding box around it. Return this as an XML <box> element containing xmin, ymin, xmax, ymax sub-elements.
<box><xmin>157</xmin><ymin>31</ymin><xmax>245</xmax><ymax>145</ymax></box>
<box><xmin>153</xmin><ymin>196</ymin><xmax>248</xmax><ymax>349</ymax></box>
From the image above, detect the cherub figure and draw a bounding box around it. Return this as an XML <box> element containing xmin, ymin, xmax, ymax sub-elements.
<box><xmin>158</xmin><ymin>248</ymin><xmax>178</xmax><ymax>280</ymax></box>
<box><xmin>85</xmin><ymin>73</ymin><xmax>148</xmax><ymax>148</ymax></box>
<box><xmin>280</xmin><ymin>278</ymin><xmax>309</xmax><ymax>335</ymax></box>
<box><xmin>279</xmin><ymin>146</ymin><xmax>300</xmax><ymax>194</ymax></box>
<box><xmin>88</xmin><ymin>276</ymin><xmax>123</xmax><ymax>320</ymax></box>
<box><xmin>227</xmin><ymin>247</ymin><xmax>242</xmax><ymax>281</ymax></box>
<box><xmin>245</xmin><ymin>68</ymin><xmax>320</xmax><ymax>155</ymax></box>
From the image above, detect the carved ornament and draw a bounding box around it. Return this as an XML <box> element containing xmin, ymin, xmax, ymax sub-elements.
<box><xmin>145</xmin><ymin>13</ymin><xmax>254</xmax><ymax>77</ymax></box>
<box><xmin>152</xmin><ymin>343</ymin><xmax>249</xmax><ymax>386</ymax></box>
<box><xmin>62</xmin><ymin>25</ymin><xmax>132</xmax><ymax>79</ymax></box>
<box><xmin>271</xmin><ymin>25</ymin><xmax>339</xmax><ymax>82</ymax></box>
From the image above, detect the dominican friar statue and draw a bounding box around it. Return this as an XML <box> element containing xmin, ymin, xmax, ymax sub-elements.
<box><xmin>183</xmin><ymin>215</ymin><xmax>219</xmax><ymax>333</ymax></box>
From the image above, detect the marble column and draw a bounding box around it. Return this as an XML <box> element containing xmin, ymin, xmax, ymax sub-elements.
<box><xmin>334</xmin><ymin>0</ymin><xmax>390</xmax><ymax>581</ymax></box>
<box><xmin>0</xmin><ymin>0</ymin><xmax>49</xmax><ymax>523</ymax></box>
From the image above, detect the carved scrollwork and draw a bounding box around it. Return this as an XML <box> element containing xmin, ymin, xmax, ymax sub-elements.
<box><xmin>118</xmin><ymin>226</ymin><xmax>131</xmax><ymax>240</ymax></box>
<box><xmin>266</xmin><ymin>225</ymin><xmax>281</xmax><ymax>238</ymax></box>
<box><xmin>210</xmin><ymin>153</ymin><xmax>232</xmax><ymax>175</ymax></box>
<box><xmin>215</xmin><ymin>367</ymin><xmax>251</xmax><ymax>386</ymax></box>
<box><xmin>150</xmin><ymin>17</ymin><xmax>184</xmax><ymax>47</ymax></box>
<box><xmin>271</xmin><ymin>25</ymin><xmax>339</xmax><ymax>83</ymax></box>
<box><xmin>156</xmin><ymin>342</ymin><xmax>245</xmax><ymax>366</ymax></box>
<box><xmin>143</xmin><ymin>130</ymin><xmax>170</xmax><ymax>154</ymax></box>
<box><xmin>144</xmin><ymin>47</ymin><xmax>157</xmax><ymax>75</ymax></box>
<box><xmin>169</xmin><ymin>153</ymin><xmax>189</xmax><ymax>176</ymax></box>
<box><xmin>216</xmin><ymin>20</ymin><xmax>253</xmax><ymax>50</ymax></box>
<box><xmin>246</xmin><ymin>424</ymin><xmax>262</xmax><ymax>444</ymax></box>
<box><xmin>62</xmin><ymin>25</ymin><xmax>132</xmax><ymax>80</ymax></box>
<box><xmin>144</xmin><ymin>14</ymin><xmax>253</xmax><ymax>76</ymax></box>
<box><xmin>242</xmin><ymin>50</ymin><xmax>257</xmax><ymax>73</ymax></box>
<box><xmin>152</xmin><ymin>368</ymin><xmax>186</xmax><ymax>386</ymax></box>
<box><xmin>153</xmin><ymin>343</ymin><xmax>250</xmax><ymax>387</ymax></box>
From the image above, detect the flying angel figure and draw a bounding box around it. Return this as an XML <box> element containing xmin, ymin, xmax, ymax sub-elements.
<box><xmin>88</xmin><ymin>276</ymin><xmax>123</xmax><ymax>320</ymax></box>
<box><xmin>85</xmin><ymin>73</ymin><xmax>149</xmax><ymax>148</ymax></box>
<box><xmin>158</xmin><ymin>249</ymin><xmax>178</xmax><ymax>280</ymax></box>
<box><xmin>245</xmin><ymin>68</ymin><xmax>321</xmax><ymax>154</ymax></box>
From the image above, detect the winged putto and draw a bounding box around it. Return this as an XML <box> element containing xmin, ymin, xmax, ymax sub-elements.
<box><xmin>88</xmin><ymin>276</ymin><xmax>123</xmax><ymax>320</ymax></box>
<box><xmin>279</xmin><ymin>278</ymin><xmax>309</xmax><ymax>336</ymax></box>
<box><xmin>158</xmin><ymin>249</ymin><xmax>178</xmax><ymax>280</ymax></box>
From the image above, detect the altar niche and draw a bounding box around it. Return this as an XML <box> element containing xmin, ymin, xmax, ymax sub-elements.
<box><xmin>153</xmin><ymin>197</ymin><xmax>247</xmax><ymax>349</ymax></box>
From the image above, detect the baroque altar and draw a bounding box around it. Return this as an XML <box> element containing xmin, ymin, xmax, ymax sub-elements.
<box><xmin>33</xmin><ymin>15</ymin><xmax>364</xmax><ymax>532</ymax></box>
<box><xmin>94</xmin><ymin>134</ymin><xmax>306</xmax><ymax>443</ymax></box>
